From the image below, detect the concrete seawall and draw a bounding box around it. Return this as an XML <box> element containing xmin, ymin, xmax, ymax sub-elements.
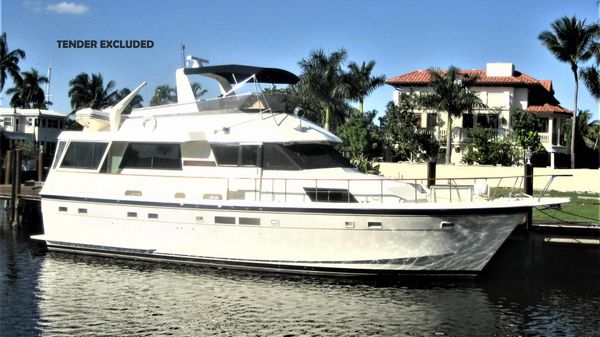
<box><xmin>377</xmin><ymin>162</ymin><xmax>600</xmax><ymax>194</ymax></box>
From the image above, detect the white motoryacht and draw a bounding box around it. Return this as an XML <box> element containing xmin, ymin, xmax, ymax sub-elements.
<box><xmin>32</xmin><ymin>60</ymin><xmax>569</xmax><ymax>276</ymax></box>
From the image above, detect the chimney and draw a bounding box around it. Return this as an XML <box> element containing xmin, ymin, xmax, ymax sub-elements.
<box><xmin>486</xmin><ymin>63</ymin><xmax>514</xmax><ymax>77</ymax></box>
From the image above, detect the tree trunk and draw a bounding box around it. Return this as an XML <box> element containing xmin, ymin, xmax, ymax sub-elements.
<box><xmin>324</xmin><ymin>106</ymin><xmax>330</xmax><ymax>131</ymax></box>
<box><xmin>571</xmin><ymin>71</ymin><xmax>578</xmax><ymax>169</ymax></box>
<box><xmin>445</xmin><ymin>112</ymin><xmax>452</xmax><ymax>164</ymax></box>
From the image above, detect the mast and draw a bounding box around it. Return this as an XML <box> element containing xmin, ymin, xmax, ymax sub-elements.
<box><xmin>45</xmin><ymin>66</ymin><xmax>52</xmax><ymax>105</ymax></box>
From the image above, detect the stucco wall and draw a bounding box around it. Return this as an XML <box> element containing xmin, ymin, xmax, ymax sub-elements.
<box><xmin>378</xmin><ymin>162</ymin><xmax>600</xmax><ymax>194</ymax></box>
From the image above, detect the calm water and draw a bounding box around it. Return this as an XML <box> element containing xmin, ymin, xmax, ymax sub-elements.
<box><xmin>1</xmin><ymin>223</ymin><xmax>599</xmax><ymax>337</ymax></box>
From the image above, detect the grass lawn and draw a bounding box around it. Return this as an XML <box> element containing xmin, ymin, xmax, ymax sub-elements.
<box><xmin>490</xmin><ymin>188</ymin><xmax>599</xmax><ymax>224</ymax></box>
<box><xmin>532</xmin><ymin>190</ymin><xmax>600</xmax><ymax>224</ymax></box>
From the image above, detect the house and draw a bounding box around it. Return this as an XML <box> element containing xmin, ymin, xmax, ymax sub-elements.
<box><xmin>0</xmin><ymin>108</ymin><xmax>67</xmax><ymax>156</ymax></box>
<box><xmin>386</xmin><ymin>63</ymin><xmax>571</xmax><ymax>167</ymax></box>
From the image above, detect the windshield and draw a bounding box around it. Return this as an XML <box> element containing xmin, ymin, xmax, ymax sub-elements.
<box><xmin>263</xmin><ymin>143</ymin><xmax>352</xmax><ymax>170</ymax></box>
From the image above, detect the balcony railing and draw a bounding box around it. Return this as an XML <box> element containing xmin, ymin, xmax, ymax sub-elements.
<box><xmin>431</xmin><ymin>128</ymin><xmax>511</xmax><ymax>143</ymax></box>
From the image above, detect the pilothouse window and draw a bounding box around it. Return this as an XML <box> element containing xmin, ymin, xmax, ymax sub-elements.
<box><xmin>60</xmin><ymin>142</ymin><xmax>107</xmax><ymax>169</ymax></box>
<box><xmin>120</xmin><ymin>143</ymin><xmax>182</xmax><ymax>170</ymax></box>
<box><xmin>211</xmin><ymin>144</ymin><xmax>259</xmax><ymax>167</ymax></box>
<box><xmin>262</xmin><ymin>143</ymin><xmax>351</xmax><ymax>170</ymax></box>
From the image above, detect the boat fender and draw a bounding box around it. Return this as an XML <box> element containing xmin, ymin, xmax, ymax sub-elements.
<box><xmin>142</xmin><ymin>116</ymin><xmax>157</xmax><ymax>131</ymax></box>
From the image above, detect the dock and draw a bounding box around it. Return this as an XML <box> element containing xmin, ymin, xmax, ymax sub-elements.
<box><xmin>0</xmin><ymin>183</ymin><xmax>42</xmax><ymax>201</ymax></box>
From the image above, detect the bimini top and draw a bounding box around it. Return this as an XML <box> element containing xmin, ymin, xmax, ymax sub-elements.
<box><xmin>183</xmin><ymin>65</ymin><xmax>299</xmax><ymax>84</ymax></box>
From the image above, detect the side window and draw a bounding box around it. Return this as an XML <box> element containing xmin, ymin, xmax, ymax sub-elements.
<box><xmin>119</xmin><ymin>143</ymin><xmax>182</xmax><ymax>170</ymax></box>
<box><xmin>212</xmin><ymin>144</ymin><xmax>259</xmax><ymax>167</ymax></box>
<box><xmin>51</xmin><ymin>141</ymin><xmax>67</xmax><ymax>169</ymax></box>
<box><xmin>212</xmin><ymin>145</ymin><xmax>238</xmax><ymax>166</ymax></box>
<box><xmin>60</xmin><ymin>142</ymin><xmax>108</xmax><ymax>169</ymax></box>
<box><xmin>262</xmin><ymin>144</ymin><xmax>300</xmax><ymax>170</ymax></box>
<box><xmin>240</xmin><ymin>145</ymin><xmax>259</xmax><ymax>166</ymax></box>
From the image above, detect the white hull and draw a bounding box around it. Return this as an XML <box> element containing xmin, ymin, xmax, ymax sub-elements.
<box><xmin>34</xmin><ymin>197</ymin><xmax>526</xmax><ymax>275</ymax></box>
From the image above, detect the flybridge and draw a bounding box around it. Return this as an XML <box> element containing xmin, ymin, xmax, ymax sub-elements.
<box><xmin>76</xmin><ymin>57</ymin><xmax>302</xmax><ymax>131</ymax></box>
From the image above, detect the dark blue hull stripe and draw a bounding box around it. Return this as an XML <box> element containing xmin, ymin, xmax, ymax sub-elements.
<box><xmin>41</xmin><ymin>194</ymin><xmax>530</xmax><ymax>216</ymax></box>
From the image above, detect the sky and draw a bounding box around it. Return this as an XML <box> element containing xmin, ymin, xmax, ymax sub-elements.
<box><xmin>0</xmin><ymin>0</ymin><xmax>598</xmax><ymax>120</ymax></box>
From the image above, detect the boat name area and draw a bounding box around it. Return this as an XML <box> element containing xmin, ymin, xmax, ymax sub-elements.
<box><xmin>56</xmin><ymin>40</ymin><xmax>154</xmax><ymax>49</ymax></box>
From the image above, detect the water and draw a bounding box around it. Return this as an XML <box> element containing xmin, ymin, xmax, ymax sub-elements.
<box><xmin>1</xmin><ymin>224</ymin><xmax>599</xmax><ymax>337</ymax></box>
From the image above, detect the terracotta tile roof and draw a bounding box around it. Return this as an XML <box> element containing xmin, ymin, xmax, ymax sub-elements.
<box><xmin>539</xmin><ymin>80</ymin><xmax>553</xmax><ymax>93</ymax></box>
<box><xmin>526</xmin><ymin>104</ymin><xmax>571</xmax><ymax>115</ymax></box>
<box><xmin>386</xmin><ymin>69</ymin><xmax>541</xmax><ymax>86</ymax></box>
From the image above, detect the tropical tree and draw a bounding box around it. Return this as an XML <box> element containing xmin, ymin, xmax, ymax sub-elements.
<box><xmin>115</xmin><ymin>88</ymin><xmax>144</xmax><ymax>114</ymax></box>
<box><xmin>580</xmin><ymin>34</ymin><xmax>600</xmax><ymax>100</ymax></box>
<box><xmin>0</xmin><ymin>32</ymin><xmax>26</xmax><ymax>94</ymax></box>
<box><xmin>68</xmin><ymin>73</ymin><xmax>118</xmax><ymax>110</ymax></box>
<box><xmin>297</xmin><ymin>48</ymin><xmax>351</xmax><ymax>130</ymax></box>
<box><xmin>150</xmin><ymin>84</ymin><xmax>176</xmax><ymax>106</ymax></box>
<box><xmin>336</xmin><ymin>109</ymin><xmax>381</xmax><ymax>160</ymax></box>
<box><xmin>511</xmin><ymin>108</ymin><xmax>543</xmax><ymax>153</ymax></box>
<box><xmin>418</xmin><ymin>67</ymin><xmax>483</xmax><ymax>164</ymax></box>
<box><xmin>538</xmin><ymin>16</ymin><xmax>599</xmax><ymax>168</ymax></box>
<box><xmin>191</xmin><ymin>81</ymin><xmax>208</xmax><ymax>100</ymax></box>
<box><xmin>346</xmin><ymin>61</ymin><xmax>385</xmax><ymax>113</ymax></box>
<box><xmin>380</xmin><ymin>95</ymin><xmax>440</xmax><ymax>163</ymax></box>
<box><xmin>5</xmin><ymin>68</ymin><xmax>48</xmax><ymax>109</ymax></box>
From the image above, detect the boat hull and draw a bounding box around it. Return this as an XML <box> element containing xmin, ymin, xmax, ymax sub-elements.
<box><xmin>34</xmin><ymin>196</ymin><xmax>526</xmax><ymax>276</ymax></box>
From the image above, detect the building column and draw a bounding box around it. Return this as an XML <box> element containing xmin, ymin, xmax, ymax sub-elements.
<box><xmin>551</xmin><ymin>151</ymin><xmax>556</xmax><ymax>169</ymax></box>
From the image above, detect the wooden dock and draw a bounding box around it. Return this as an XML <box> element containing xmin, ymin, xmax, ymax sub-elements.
<box><xmin>0</xmin><ymin>183</ymin><xmax>42</xmax><ymax>201</ymax></box>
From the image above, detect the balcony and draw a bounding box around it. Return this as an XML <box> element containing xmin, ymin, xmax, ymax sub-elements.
<box><xmin>433</xmin><ymin>128</ymin><xmax>511</xmax><ymax>144</ymax></box>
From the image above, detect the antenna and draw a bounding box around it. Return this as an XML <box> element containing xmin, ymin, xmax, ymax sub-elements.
<box><xmin>45</xmin><ymin>66</ymin><xmax>52</xmax><ymax>105</ymax></box>
<box><xmin>181</xmin><ymin>43</ymin><xmax>185</xmax><ymax>67</ymax></box>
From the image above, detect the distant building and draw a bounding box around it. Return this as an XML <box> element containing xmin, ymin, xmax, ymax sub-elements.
<box><xmin>386</xmin><ymin>63</ymin><xmax>571</xmax><ymax>167</ymax></box>
<box><xmin>0</xmin><ymin>108</ymin><xmax>67</xmax><ymax>155</ymax></box>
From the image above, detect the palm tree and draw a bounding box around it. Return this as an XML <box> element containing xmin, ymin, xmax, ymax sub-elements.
<box><xmin>150</xmin><ymin>85</ymin><xmax>176</xmax><ymax>106</ymax></box>
<box><xmin>346</xmin><ymin>61</ymin><xmax>386</xmax><ymax>113</ymax></box>
<box><xmin>5</xmin><ymin>68</ymin><xmax>48</xmax><ymax>109</ymax></box>
<box><xmin>0</xmin><ymin>32</ymin><xmax>26</xmax><ymax>94</ymax></box>
<box><xmin>115</xmin><ymin>88</ymin><xmax>144</xmax><ymax>114</ymax></box>
<box><xmin>298</xmin><ymin>48</ymin><xmax>351</xmax><ymax>130</ymax></box>
<box><xmin>68</xmin><ymin>73</ymin><xmax>117</xmax><ymax>110</ymax></box>
<box><xmin>580</xmin><ymin>33</ymin><xmax>600</xmax><ymax>100</ymax></box>
<box><xmin>191</xmin><ymin>82</ymin><xmax>208</xmax><ymax>100</ymax></box>
<box><xmin>419</xmin><ymin>67</ymin><xmax>483</xmax><ymax>164</ymax></box>
<box><xmin>575</xmin><ymin>110</ymin><xmax>600</xmax><ymax>150</ymax></box>
<box><xmin>538</xmin><ymin>16</ymin><xmax>599</xmax><ymax>168</ymax></box>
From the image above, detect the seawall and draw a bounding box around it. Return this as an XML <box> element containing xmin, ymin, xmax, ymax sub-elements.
<box><xmin>377</xmin><ymin>162</ymin><xmax>600</xmax><ymax>194</ymax></box>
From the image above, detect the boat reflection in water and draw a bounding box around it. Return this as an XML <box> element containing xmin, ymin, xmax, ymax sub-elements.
<box><xmin>2</xmin><ymin>228</ymin><xmax>599</xmax><ymax>336</ymax></box>
<box><xmin>32</xmin><ymin>57</ymin><xmax>569</xmax><ymax>275</ymax></box>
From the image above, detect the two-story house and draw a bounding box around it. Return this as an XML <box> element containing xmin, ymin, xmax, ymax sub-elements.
<box><xmin>0</xmin><ymin>108</ymin><xmax>67</xmax><ymax>156</ymax></box>
<box><xmin>386</xmin><ymin>63</ymin><xmax>571</xmax><ymax>167</ymax></box>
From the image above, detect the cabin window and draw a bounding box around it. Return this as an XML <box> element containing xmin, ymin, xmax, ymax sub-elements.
<box><xmin>51</xmin><ymin>141</ymin><xmax>67</xmax><ymax>169</ymax></box>
<box><xmin>262</xmin><ymin>143</ymin><xmax>351</xmax><ymax>171</ymax></box>
<box><xmin>212</xmin><ymin>145</ymin><xmax>238</xmax><ymax>166</ymax></box>
<box><xmin>60</xmin><ymin>142</ymin><xmax>108</xmax><ymax>169</ymax></box>
<box><xmin>304</xmin><ymin>187</ymin><xmax>357</xmax><ymax>203</ymax></box>
<box><xmin>3</xmin><ymin>117</ymin><xmax>12</xmax><ymax>126</ymax></box>
<box><xmin>262</xmin><ymin>144</ymin><xmax>300</xmax><ymax>170</ymax></box>
<box><xmin>119</xmin><ymin>143</ymin><xmax>182</xmax><ymax>170</ymax></box>
<box><xmin>211</xmin><ymin>144</ymin><xmax>260</xmax><ymax>167</ymax></box>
